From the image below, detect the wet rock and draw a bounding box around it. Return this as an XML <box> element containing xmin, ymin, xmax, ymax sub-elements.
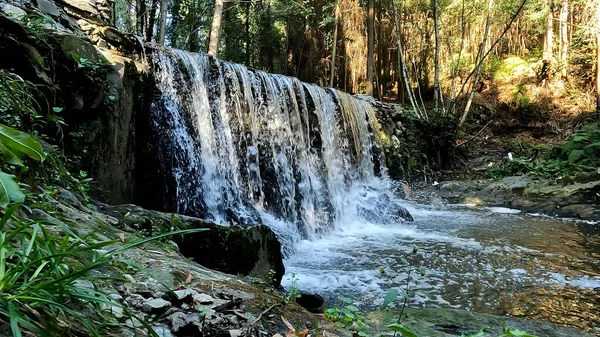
<box><xmin>100</xmin><ymin>204</ymin><xmax>285</xmax><ymax>286</ymax></box>
<box><xmin>296</xmin><ymin>293</ymin><xmax>324</xmax><ymax>313</ymax></box>
<box><xmin>169</xmin><ymin>312</ymin><xmax>203</xmax><ymax>336</ymax></box>
<box><xmin>142</xmin><ymin>298</ymin><xmax>171</xmax><ymax>314</ymax></box>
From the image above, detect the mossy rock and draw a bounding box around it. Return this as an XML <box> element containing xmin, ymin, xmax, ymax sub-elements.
<box><xmin>98</xmin><ymin>204</ymin><xmax>285</xmax><ymax>286</ymax></box>
<box><xmin>56</xmin><ymin>34</ymin><xmax>105</xmax><ymax>64</ymax></box>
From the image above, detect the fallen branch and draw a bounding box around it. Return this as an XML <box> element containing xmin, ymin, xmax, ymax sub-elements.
<box><xmin>456</xmin><ymin>120</ymin><xmax>493</xmax><ymax>147</ymax></box>
<box><xmin>249</xmin><ymin>304</ymin><xmax>277</xmax><ymax>326</ymax></box>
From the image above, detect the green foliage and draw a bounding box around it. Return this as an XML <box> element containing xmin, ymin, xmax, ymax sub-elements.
<box><xmin>20</xmin><ymin>13</ymin><xmax>53</xmax><ymax>41</ymax></box>
<box><xmin>0</xmin><ymin>123</ymin><xmax>47</xmax><ymax>208</ymax></box>
<box><xmin>324</xmin><ymin>296</ymin><xmax>369</xmax><ymax>336</ymax></box>
<box><xmin>487</xmin><ymin>123</ymin><xmax>600</xmax><ymax>179</ymax></box>
<box><xmin>388</xmin><ymin>323</ymin><xmax>419</xmax><ymax>337</ymax></box>
<box><xmin>283</xmin><ymin>272</ymin><xmax>301</xmax><ymax>303</ymax></box>
<box><xmin>511</xmin><ymin>84</ymin><xmax>530</xmax><ymax>112</ymax></box>
<box><xmin>0</xmin><ymin>203</ymin><xmax>206</xmax><ymax>336</ymax></box>
<box><xmin>0</xmin><ymin>70</ymin><xmax>41</xmax><ymax>129</ymax></box>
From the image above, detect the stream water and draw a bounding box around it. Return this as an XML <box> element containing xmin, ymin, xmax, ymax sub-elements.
<box><xmin>281</xmin><ymin>203</ymin><xmax>600</xmax><ymax>333</ymax></box>
<box><xmin>148</xmin><ymin>49</ymin><xmax>600</xmax><ymax>334</ymax></box>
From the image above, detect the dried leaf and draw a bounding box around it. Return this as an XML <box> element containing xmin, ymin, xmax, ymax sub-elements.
<box><xmin>298</xmin><ymin>329</ymin><xmax>309</xmax><ymax>337</ymax></box>
<box><xmin>118</xmin><ymin>233</ymin><xmax>125</xmax><ymax>242</ymax></box>
<box><xmin>273</xmin><ymin>334</ymin><xmax>284</xmax><ymax>337</ymax></box>
<box><xmin>185</xmin><ymin>272</ymin><xmax>193</xmax><ymax>284</ymax></box>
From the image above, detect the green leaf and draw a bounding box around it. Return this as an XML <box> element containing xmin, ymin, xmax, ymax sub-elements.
<box><xmin>382</xmin><ymin>290</ymin><xmax>399</xmax><ymax>309</ymax></box>
<box><xmin>0</xmin><ymin>124</ymin><xmax>45</xmax><ymax>162</ymax></box>
<box><xmin>338</xmin><ymin>296</ymin><xmax>352</xmax><ymax>304</ymax></box>
<box><xmin>346</xmin><ymin>305</ymin><xmax>359</xmax><ymax>312</ymax></box>
<box><xmin>503</xmin><ymin>328</ymin><xmax>538</xmax><ymax>337</ymax></box>
<box><xmin>0</xmin><ymin>171</ymin><xmax>25</xmax><ymax>208</ymax></box>
<box><xmin>388</xmin><ymin>323</ymin><xmax>419</xmax><ymax>337</ymax></box>
<box><xmin>567</xmin><ymin>150</ymin><xmax>585</xmax><ymax>163</ymax></box>
<box><xmin>0</xmin><ymin>142</ymin><xmax>24</xmax><ymax>166</ymax></box>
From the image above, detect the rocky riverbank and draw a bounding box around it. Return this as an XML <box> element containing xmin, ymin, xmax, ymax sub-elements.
<box><xmin>411</xmin><ymin>174</ymin><xmax>600</xmax><ymax>220</ymax></box>
<box><xmin>10</xmin><ymin>187</ymin><xmax>345</xmax><ymax>337</ymax></box>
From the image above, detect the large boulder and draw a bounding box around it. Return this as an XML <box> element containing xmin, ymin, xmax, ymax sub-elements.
<box><xmin>98</xmin><ymin>204</ymin><xmax>285</xmax><ymax>286</ymax></box>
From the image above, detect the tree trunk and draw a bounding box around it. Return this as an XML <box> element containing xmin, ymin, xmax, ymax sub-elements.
<box><xmin>157</xmin><ymin>0</ymin><xmax>168</xmax><ymax>45</ymax></box>
<box><xmin>366</xmin><ymin>0</ymin><xmax>375</xmax><ymax>95</ymax></box>
<box><xmin>459</xmin><ymin>0</ymin><xmax>493</xmax><ymax>128</ymax></box>
<box><xmin>558</xmin><ymin>0</ymin><xmax>568</xmax><ymax>80</ymax></box>
<box><xmin>245</xmin><ymin>1</ymin><xmax>251</xmax><ymax>65</ymax></box>
<box><xmin>135</xmin><ymin>0</ymin><xmax>146</xmax><ymax>36</ymax></box>
<box><xmin>392</xmin><ymin>0</ymin><xmax>424</xmax><ymax>119</ymax></box>
<box><xmin>543</xmin><ymin>1</ymin><xmax>553</xmax><ymax>63</ymax></box>
<box><xmin>146</xmin><ymin>0</ymin><xmax>158</xmax><ymax>42</ymax></box>
<box><xmin>330</xmin><ymin>0</ymin><xmax>340</xmax><ymax>88</ymax></box>
<box><xmin>433</xmin><ymin>0</ymin><xmax>443</xmax><ymax>112</ymax></box>
<box><xmin>208</xmin><ymin>0</ymin><xmax>225</xmax><ymax>56</ymax></box>
<box><xmin>596</xmin><ymin>1</ymin><xmax>600</xmax><ymax>117</ymax></box>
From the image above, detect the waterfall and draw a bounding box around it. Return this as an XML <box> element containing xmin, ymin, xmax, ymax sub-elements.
<box><xmin>148</xmin><ymin>48</ymin><xmax>409</xmax><ymax>249</ymax></box>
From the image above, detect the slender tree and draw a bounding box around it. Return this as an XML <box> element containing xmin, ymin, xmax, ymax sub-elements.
<box><xmin>146</xmin><ymin>0</ymin><xmax>159</xmax><ymax>42</ymax></box>
<box><xmin>208</xmin><ymin>0</ymin><xmax>225</xmax><ymax>55</ymax></box>
<box><xmin>558</xmin><ymin>0</ymin><xmax>569</xmax><ymax>80</ymax></box>
<box><xmin>596</xmin><ymin>0</ymin><xmax>600</xmax><ymax>115</ymax></box>
<box><xmin>433</xmin><ymin>0</ymin><xmax>444</xmax><ymax>112</ymax></box>
<box><xmin>367</xmin><ymin>0</ymin><xmax>375</xmax><ymax>95</ymax></box>
<box><xmin>330</xmin><ymin>0</ymin><xmax>341</xmax><ymax>88</ymax></box>
<box><xmin>157</xmin><ymin>0</ymin><xmax>168</xmax><ymax>45</ymax></box>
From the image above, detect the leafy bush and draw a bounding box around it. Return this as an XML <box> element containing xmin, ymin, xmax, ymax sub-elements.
<box><xmin>487</xmin><ymin>123</ymin><xmax>600</xmax><ymax>179</ymax></box>
<box><xmin>324</xmin><ymin>297</ymin><xmax>369</xmax><ymax>336</ymax></box>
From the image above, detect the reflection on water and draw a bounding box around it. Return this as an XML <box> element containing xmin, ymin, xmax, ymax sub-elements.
<box><xmin>282</xmin><ymin>204</ymin><xmax>600</xmax><ymax>333</ymax></box>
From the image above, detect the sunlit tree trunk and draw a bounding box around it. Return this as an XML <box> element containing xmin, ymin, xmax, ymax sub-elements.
<box><xmin>596</xmin><ymin>1</ymin><xmax>600</xmax><ymax>116</ymax></box>
<box><xmin>459</xmin><ymin>0</ymin><xmax>493</xmax><ymax>128</ymax></box>
<box><xmin>392</xmin><ymin>0</ymin><xmax>425</xmax><ymax>119</ymax></box>
<box><xmin>330</xmin><ymin>0</ymin><xmax>341</xmax><ymax>88</ymax></box>
<box><xmin>433</xmin><ymin>0</ymin><xmax>444</xmax><ymax>113</ymax></box>
<box><xmin>367</xmin><ymin>0</ymin><xmax>375</xmax><ymax>95</ymax></box>
<box><xmin>543</xmin><ymin>1</ymin><xmax>553</xmax><ymax>63</ymax></box>
<box><xmin>157</xmin><ymin>0</ymin><xmax>168</xmax><ymax>45</ymax></box>
<box><xmin>558</xmin><ymin>0</ymin><xmax>569</xmax><ymax>80</ymax></box>
<box><xmin>208</xmin><ymin>0</ymin><xmax>225</xmax><ymax>56</ymax></box>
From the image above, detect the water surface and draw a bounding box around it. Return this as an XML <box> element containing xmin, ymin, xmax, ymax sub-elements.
<box><xmin>282</xmin><ymin>204</ymin><xmax>600</xmax><ymax>333</ymax></box>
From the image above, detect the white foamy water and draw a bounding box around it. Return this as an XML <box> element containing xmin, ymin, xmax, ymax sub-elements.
<box><xmin>281</xmin><ymin>203</ymin><xmax>600</xmax><ymax>324</ymax></box>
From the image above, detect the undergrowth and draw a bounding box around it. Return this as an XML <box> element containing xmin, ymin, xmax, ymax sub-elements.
<box><xmin>487</xmin><ymin>122</ymin><xmax>600</xmax><ymax>179</ymax></box>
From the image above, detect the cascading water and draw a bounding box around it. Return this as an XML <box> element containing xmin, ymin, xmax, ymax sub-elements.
<box><xmin>148</xmin><ymin>48</ymin><xmax>407</xmax><ymax>248</ymax></box>
<box><xmin>147</xmin><ymin>48</ymin><xmax>600</xmax><ymax>334</ymax></box>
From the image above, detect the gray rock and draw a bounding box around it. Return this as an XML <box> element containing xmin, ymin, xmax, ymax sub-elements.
<box><xmin>124</xmin><ymin>293</ymin><xmax>146</xmax><ymax>308</ymax></box>
<box><xmin>193</xmin><ymin>293</ymin><xmax>215</xmax><ymax>304</ymax></box>
<box><xmin>172</xmin><ymin>288</ymin><xmax>198</xmax><ymax>302</ymax></box>
<box><xmin>101</xmin><ymin>302</ymin><xmax>124</xmax><ymax>319</ymax></box>
<box><xmin>72</xmin><ymin>280</ymin><xmax>94</xmax><ymax>289</ymax></box>
<box><xmin>169</xmin><ymin>312</ymin><xmax>203</xmax><ymax>336</ymax></box>
<box><xmin>37</xmin><ymin>0</ymin><xmax>61</xmax><ymax>16</ymax></box>
<box><xmin>1</xmin><ymin>4</ymin><xmax>27</xmax><ymax>18</ymax></box>
<box><xmin>151</xmin><ymin>325</ymin><xmax>175</xmax><ymax>337</ymax></box>
<box><xmin>125</xmin><ymin>318</ymin><xmax>143</xmax><ymax>329</ymax></box>
<box><xmin>142</xmin><ymin>298</ymin><xmax>171</xmax><ymax>314</ymax></box>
